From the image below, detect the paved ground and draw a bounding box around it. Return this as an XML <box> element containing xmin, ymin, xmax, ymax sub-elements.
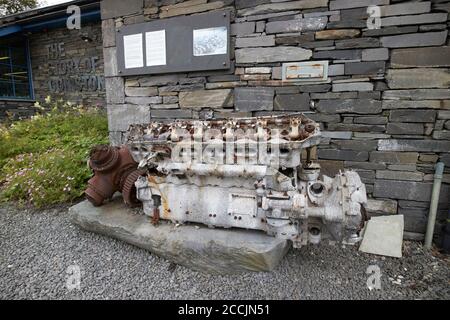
<box><xmin>0</xmin><ymin>203</ymin><xmax>449</xmax><ymax>300</ymax></box>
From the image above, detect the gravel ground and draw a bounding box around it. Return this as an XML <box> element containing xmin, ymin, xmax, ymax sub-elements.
<box><xmin>0</xmin><ymin>203</ymin><xmax>449</xmax><ymax>300</ymax></box>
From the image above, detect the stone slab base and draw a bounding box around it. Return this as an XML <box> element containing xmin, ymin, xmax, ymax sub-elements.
<box><xmin>69</xmin><ymin>197</ymin><xmax>290</xmax><ymax>274</ymax></box>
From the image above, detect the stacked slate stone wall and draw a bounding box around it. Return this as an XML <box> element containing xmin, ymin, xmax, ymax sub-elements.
<box><xmin>101</xmin><ymin>0</ymin><xmax>450</xmax><ymax>240</ymax></box>
<box><xmin>0</xmin><ymin>100</ymin><xmax>35</xmax><ymax>121</ymax></box>
<box><xmin>29</xmin><ymin>22</ymin><xmax>106</xmax><ymax>108</ymax></box>
<box><xmin>0</xmin><ymin>22</ymin><xmax>105</xmax><ymax>121</ymax></box>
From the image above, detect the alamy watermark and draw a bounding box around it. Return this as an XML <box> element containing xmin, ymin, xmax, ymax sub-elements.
<box><xmin>367</xmin><ymin>6</ymin><xmax>382</xmax><ymax>30</ymax></box>
<box><xmin>66</xmin><ymin>264</ymin><xmax>81</xmax><ymax>291</ymax></box>
<box><xmin>66</xmin><ymin>5</ymin><xmax>81</xmax><ymax>30</ymax></box>
<box><xmin>65</xmin><ymin>5</ymin><xmax>381</xmax><ymax>32</ymax></box>
<box><xmin>162</xmin><ymin>126</ymin><xmax>285</xmax><ymax>169</ymax></box>
<box><xmin>366</xmin><ymin>265</ymin><xmax>382</xmax><ymax>290</ymax></box>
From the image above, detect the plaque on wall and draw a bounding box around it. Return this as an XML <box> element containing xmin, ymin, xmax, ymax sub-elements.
<box><xmin>281</xmin><ymin>61</ymin><xmax>329</xmax><ymax>83</ymax></box>
<box><xmin>145</xmin><ymin>30</ymin><xmax>166</xmax><ymax>67</ymax></box>
<box><xmin>116</xmin><ymin>10</ymin><xmax>231</xmax><ymax>76</ymax></box>
<box><xmin>123</xmin><ymin>34</ymin><xmax>144</xmax><ymax>69</ymax></box>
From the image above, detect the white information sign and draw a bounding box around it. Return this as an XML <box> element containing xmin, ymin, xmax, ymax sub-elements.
<box><xmin>123</xmin><ymin>33</ymin><xmax>144</xmax><ymax>69</ymax></box>
<box><xmin>145</xmin><ymin>30</ymin><xmax>167</xmax><ymax>66</ymax></box>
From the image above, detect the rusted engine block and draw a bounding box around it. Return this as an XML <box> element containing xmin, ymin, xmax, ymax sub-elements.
<box><xmin>85</xmin><ymin>145</ymin><xmax>144</xmax><ymax>207</ymax></box>
<box><xmin>125</xmin><ymin>113</ymin><xmax>368</xmax><ymax>248</ymax></box>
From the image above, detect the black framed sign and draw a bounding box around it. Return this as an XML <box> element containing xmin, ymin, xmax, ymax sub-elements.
<box><xmin>116</xmin><ymin>10</ymin><xmax>231</xmax><ymax>76</ymax></box>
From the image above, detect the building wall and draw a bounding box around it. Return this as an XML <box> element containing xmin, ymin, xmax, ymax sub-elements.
<box><xmin>0</xmin><ymin>99</ymin><xmax>34</xmax><ymax>120</ymax></box>
<box><xmin>0</xmin><ymin>21</ymin><xmax>105</xmax><ymax>121</ymax></box>
<box><xmin>29</xmin><ymin>21</ymin><xmax>105</xmax><ymax>107</ymax></box>
<box><xmin>101</xmin><ymin>0</ymin><xmax>450</xmax><ymax>239</ymax></box>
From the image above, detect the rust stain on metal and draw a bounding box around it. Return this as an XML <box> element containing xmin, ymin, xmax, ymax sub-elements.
<box><xmin>148</xmin><ymin>175</ymin><xmax>170</xmax><ymax>220</ymax></box>
<box><xmin>152</xmin><ymin>207</ymin><xmax>160</xmax><ymax>225</ymax></box>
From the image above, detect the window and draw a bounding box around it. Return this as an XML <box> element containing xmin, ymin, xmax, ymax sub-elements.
<box><xmin>0</xmin><ymin>36</ymin><xmax>33</xmax><ymax>100</ymax></box>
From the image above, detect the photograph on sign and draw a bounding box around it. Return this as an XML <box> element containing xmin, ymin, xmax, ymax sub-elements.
<box><xmin>123</xmin><ymin>34</ymin><xmax>144</xmax><ymax>69</ymax></box>
<box><xmin>145</xmin><ymin>30</ymin><xmax>166</xmax><ymax>67</ymax></box>
<box><xmin>193</xmin><ymin>26</ymin><xmax>227</xmax><ymax>57</ymax></box>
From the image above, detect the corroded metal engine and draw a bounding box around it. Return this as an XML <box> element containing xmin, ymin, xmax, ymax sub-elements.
<box><xmin>125</xmin><ymin>113</ymin><xmax>367</xmax><ymax>248</ymax></box>
<box><xmin>85</xmin><ymin>145</ymin><xmax>143</xmax><ymax>207</ymax></box>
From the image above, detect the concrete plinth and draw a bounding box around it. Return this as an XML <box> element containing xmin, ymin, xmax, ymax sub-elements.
<box><xmin>69</xmin><ymin>197</ymin><xmax>290</xmax><ymax>274</ymax></box>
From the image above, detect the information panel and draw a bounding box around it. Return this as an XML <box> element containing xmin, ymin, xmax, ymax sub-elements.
<box><xmin>123</xmin><ymin>34</ymin><xmax>143</xmax><ymax>69</ymax></box>
<box><xmin>145</xmin><ymin>30</ymin><xmax>166</xmax><ymax>67</ymax></box>
<box><xmin>116</xmin><ymin>10</ymin><xmax>231</xmax><ymax>76</ymax></box>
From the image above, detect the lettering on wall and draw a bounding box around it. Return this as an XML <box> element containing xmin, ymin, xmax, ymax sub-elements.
<box><xmin>46</xmin><ymin>42</ymin><xmax>104</xmax><ymax>93</ymax></box>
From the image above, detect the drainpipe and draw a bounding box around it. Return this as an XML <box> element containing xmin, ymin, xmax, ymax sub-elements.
<box><xmin>424</xmin><ymin>162</ymin><xmax>445</xmax><ymax>249</ymax></box>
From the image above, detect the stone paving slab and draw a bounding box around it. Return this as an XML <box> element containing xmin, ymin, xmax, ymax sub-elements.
<box><xmin>69</xmin><ymin>198</ymin><xmax>290</xmax><ymax>274</ymax></box>
<box><xmin>359</xmin><ymin>215</ymin><xmax>404</xmax><ymax>258</ymax></box>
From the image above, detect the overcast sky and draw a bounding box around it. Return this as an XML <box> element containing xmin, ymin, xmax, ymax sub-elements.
<box><xmin>40</xmin><ymin>0</ymin><xmax>73</xmax><ymax>8</ymax></box>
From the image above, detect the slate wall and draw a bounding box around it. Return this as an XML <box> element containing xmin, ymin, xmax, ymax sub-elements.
<box><xmin>101</xmin><ymin>0</ymin><xmax>450</xmax><ymax>239</ymax></box>
<box><xmin>29</xmin><ymin>22</ymin><xmax>106</xmax><ymax>108</ymax></box>
<box><xmin>0</xmin><ymin>100</ymin><xmax>35</xmax><ymax>121</ymax></box>
<box><xmin>0</xmin><ymin>22</ymin><xmax>105</xmax><ymax>121</ymax></box>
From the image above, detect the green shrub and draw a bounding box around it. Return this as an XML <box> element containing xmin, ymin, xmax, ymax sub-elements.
<box><xmin>0</xmin><ymin>97</ymin><xmax>108</xmax><ymax>207</ymax></box>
